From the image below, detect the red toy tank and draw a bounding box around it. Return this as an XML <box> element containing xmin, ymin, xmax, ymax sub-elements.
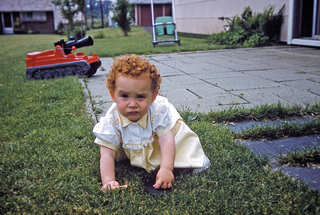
<box><xmin>25</xmin><ymin>36</ymin><xmax>101</xmax><ymax>79</ymax></box>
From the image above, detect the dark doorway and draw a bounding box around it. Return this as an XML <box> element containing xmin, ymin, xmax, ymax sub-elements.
<box><xmin>301</xmin><ymin>0</ymin><xmax>314</xmax><ymax>37</ymax></box>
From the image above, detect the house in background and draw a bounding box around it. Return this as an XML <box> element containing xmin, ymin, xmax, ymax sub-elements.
<box><xmin>174</xmin><ymin>0</ymin><xmax>320</xmax><ymax>47</ymax></box>
<box><xmin>129</xmin><ymin>0</ymin><xmax>172</xmax><ymax>26</ymax></box>
<box><xmin>2</xmin><ymin>0</ymin><xmax>319</xmax><ymax>47</ymax></box>
<box><xmin>288</xmin><ymin>0</ymin><xmax>320</xmax><ymax>47</ymax></box>
<box><xmin>0</xmin><ymin>0</ymin><xmax>65</xmax><ymax>34</ymax></box>
<box><xmin>129</xmin><ymin>0</ymin><xmax>320</xmax><ymax>47</ymax></box>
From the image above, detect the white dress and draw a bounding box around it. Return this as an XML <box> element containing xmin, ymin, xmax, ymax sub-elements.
<box><xmin>92</xmin><ymin>95</ymin><xmax>205</xmax><ymax>172</ymax></box>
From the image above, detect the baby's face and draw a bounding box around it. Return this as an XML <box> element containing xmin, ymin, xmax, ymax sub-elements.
<box><xmin>110</xmin><ymin>75</ymin><xmax>157</xmax><ymax>122</ymax></box>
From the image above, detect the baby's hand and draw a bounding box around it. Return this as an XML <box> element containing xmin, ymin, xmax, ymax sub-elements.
<box><xmin>153</xmin><ymin>168</ymin><xmax>174</xmax><ymax>189</ymax></box>
<box><xmin>101</xmin><ymin>180</ymin><xmax>120</xmax><ymax>192</ymax></box>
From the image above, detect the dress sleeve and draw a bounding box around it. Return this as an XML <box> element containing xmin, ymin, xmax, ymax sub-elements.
<box><xmin>92</xmin><ymin>116</ymin><xmax>121</xmax><ymax>148</ymax></box>
<box><xmin>152</xmin><ymin>102</ymin><xmax>172</xmax><ymax>137</ymax></box>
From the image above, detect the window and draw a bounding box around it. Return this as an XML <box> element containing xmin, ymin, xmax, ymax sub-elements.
<box><xmin>21</xmin><ymin>12</ymin><xmax>47</xmax><ymax>22</ymax></box>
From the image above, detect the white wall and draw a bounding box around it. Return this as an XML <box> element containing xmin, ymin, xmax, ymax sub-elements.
<box><xmin>174</xmin><ymin>0</ymin><xmax>288</xmax><ymax>41</ymax></box>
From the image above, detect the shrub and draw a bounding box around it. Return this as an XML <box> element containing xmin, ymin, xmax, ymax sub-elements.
<box><xmin>208</xmin><ymin>5</ymin><xmax>284</xmax><ymax>47</ymax></box>
<box><xmin>111</xmin><ymin>0</ymin><xmax>132</xmax><ymax>36</ymax></box>
<box><xmin>94</xmin><ymin>30</ymin><xmax>105</xmax><ymax>39</ymax></box>
<box><xmin>13</xmin><ymin>17</ymin><xmax>26</xmax><ymax>34</ymax></box>
<box><xmin>70</xmin><ymin>26</ymin><xmax>86</xmax><ymax>40</ymax></box>
<box><xmin>55</xmin><ymin>21</ymin><xmax>66</xmax><ymax>35</ymax></box>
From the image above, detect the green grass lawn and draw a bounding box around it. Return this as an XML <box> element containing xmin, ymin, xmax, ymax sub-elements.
<box><xmin>85</xmin><ymin>27</ymin><xmax>229</xmax><ymax>57</ymax></box>
<box><xmin>1</xmin><ymin>27</ymin><xmax>320</xmax><ymax>214</ymax></box>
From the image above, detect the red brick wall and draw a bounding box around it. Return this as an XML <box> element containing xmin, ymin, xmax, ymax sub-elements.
<box><xmin>137</xmin><ymin>4</ymin><xmax>172</xmax><ymax>26</ymax></box>
<box><xmin>22</xmin><ymin>12</ymin><xmax>55</xmax><ymax>34</ymax></box>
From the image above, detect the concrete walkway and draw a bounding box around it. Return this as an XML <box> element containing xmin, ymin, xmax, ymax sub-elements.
<box><xmin>85</xmin><ymin>46</ymin><xmax>320</xmax><ymax>120</ymax></box>
<box><xmin>82</xmin><ymin>45</ymin><xmax>320</xmax><ymax>192</ymax></box>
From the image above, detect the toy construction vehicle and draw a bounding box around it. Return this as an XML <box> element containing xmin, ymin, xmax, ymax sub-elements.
<box><xmin>25</xmin><ymin>36</ymin><xmax>101</xmax><ymax>80</ymax></box>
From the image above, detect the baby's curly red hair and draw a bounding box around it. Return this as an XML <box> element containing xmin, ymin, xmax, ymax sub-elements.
<box><xmin>106</xmin><ymin>54</ymin><xmax>162</xmax><ymax>93</ymax></box>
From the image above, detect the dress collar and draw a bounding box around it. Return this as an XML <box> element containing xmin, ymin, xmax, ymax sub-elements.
<box><xmin>118</xmin><ymin>112</ymin><xmax>148</xmax><ymax>129</ymax></box>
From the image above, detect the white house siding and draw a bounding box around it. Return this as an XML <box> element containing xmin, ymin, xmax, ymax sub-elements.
<box><xmin>174</xmin><ymin>0</ymin><xmax>288</xmax><ymax>42</ymax></box>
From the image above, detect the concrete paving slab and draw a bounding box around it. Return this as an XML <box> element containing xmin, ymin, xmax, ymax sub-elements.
<box><xmin>160</xmin><ymin>83</ymin><xmax>249</xmax><ymax>112</ymax></box>
<box><xmin>235</xmin><ymin>85</ymin><xmax>320</xmax><ymax>107</ymax></box>
<box><xmin>185</xmin><ymin>82</ymin><xmax>235</xmax><ymax>97</ymax></box>
<box><xmin>243</xmin><ymin>68</ymin><xmax>320</xmax><ymax>82</ymax></box>
<box><xmin>205</xmin><ymin>74</ymin><xmax>281</xmax><ymax>91</ymax></box>
<box><xmin>161</xmin><ymin>74</ymin><xmax>204</xmax><ymax>86</ymax></box>
<box><xmin>186</xmin><ymin>94</ymin><xmax>248</xmax><ymax>111</ymax></box>
<box><xmin>159</xmin><ymin>88</ymin><xmax>201</xmax><ymax>111</ymax></box>
<box><xmin>238</xmin><ymin>135</ymin><xmax>320</xmax><ymax>192</ymax></box>
<box><xmin>283</xmin><ymin>80</ymin><xmax>320</xmax><ymax>96</ymax></box>
<box><xmin>84</xmin><ymin>45</ymin><xmax>320</xmax><ymax>116</ymax></box>
<box><xmin>276</xmin><ymin>89</ymin><xmax>320</xmax><ymax>105</ymax></box>
<box><xmin>230</xmin><ymin>88</ymin><xmax>291</xmax><ymax>107</ymax></box>
<box><xmin>273</xmin><ymin>165</ymin><xmax>320</xmax><ymax>192</ymax></box>
<box><xmin>232</xmin><ymin>119</ymin><xmax>320</xmax><ymax>193</ymax></box>
<box><xmin>83</xmin><ymin>70</ymin><xmax>111</xmax><ymax>121</ymax></box>
<box><xmin>200</xmin><ymin>57</ymin><xmax>278</xmax><ymax>71</ymax></box>
<box><xmin>227</xmin><ymin>117</ymin><xmax>319</xmax><ymax>133</ymax></box>
<box><xmin>199</xmin><ymin>63</ymin><xmax>235</xmax><ymax>73</ymax></box>
<box><xmin>160</xmin><ymin>90</ymin><xmax>249</xmax><ymax>112</ymax></box>
<box><xmin>260</xmin><ymin>59</ymin><xmax>302</xmax><ymax>70</ymax></box>
<box><xmin>293</xmin><ymin>66</ymin><xmax>320</xmax><ymax>75</ymax></box>
<box><xmin>152</xmin><ymin>65</ymin><xmax>184</xmax><ymax>77</ymax></box>
<box><xmin>239</xmin><ymin>135</ymin><xmax>320</xmax><ymax>158</ymax></box>
<box><xmin>159</xmin><ymin>61</ymin><xmax>210</xmax><ymax>74</ymax></box>
<box><xmin>192</xmin><ymin>71</ymin><xmax>244</xmax><ymax>80</ymax></box>
<box><xmin>99</xmin><ymin>57</ymin><xmax>114</xmax><ymax>71</ymax></box>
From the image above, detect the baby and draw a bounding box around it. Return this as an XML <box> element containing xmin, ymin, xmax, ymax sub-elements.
<box><xmin>92</xmin><ymin>54</ymin><xmax>210</xmax><ymax>192</ymax></box>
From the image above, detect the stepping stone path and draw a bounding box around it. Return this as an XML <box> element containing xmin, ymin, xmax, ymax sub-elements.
<box><xmin>225</xmin><ymin>117</ymin><xmax>320</xmax><ymax>192</ymax></box>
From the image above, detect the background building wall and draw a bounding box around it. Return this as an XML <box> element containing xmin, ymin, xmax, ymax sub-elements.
<box><xmin>174</xmin><ymin>0</ymin><xmax>288</xmax><ymax>42</ymax></box>
<box><xmin>23</xmin><ymin>12</ymin><xmax>55</xmax><ymax>34</ymax></box>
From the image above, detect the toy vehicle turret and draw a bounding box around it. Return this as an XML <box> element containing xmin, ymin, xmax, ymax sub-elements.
<box><xmin>25</xmin><ymin>36</ymin><xmax>101</xmax><ymax>80</ymax></box>
<box><xmin>54</xmin><ymin>36</ymin><xmax>94</xmax><ymax>55</ymax></box>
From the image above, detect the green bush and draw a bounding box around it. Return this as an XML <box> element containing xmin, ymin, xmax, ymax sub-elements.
<box><xmin>55</xmin><ymin>21</ymin><xmax>65</xmax><ymax>35</ymax></box>
<box><xmin>208</xmin><ymin>5</ymin><xmax>284</xmax><ymax>47</ymax></box>
<box><xmin>94</xmin><ymin>30</ymin><xmax>105</xmax><ymax>39</ymax></box>
<box><xmin>13</xmin><ymin>17</ymin><xmax>26</xmax><ymax>34</ymax></box>
<box><xmin>70</xmin><ymin>26</ymin><xmax>86</xmax><ymax>40</ymax></box>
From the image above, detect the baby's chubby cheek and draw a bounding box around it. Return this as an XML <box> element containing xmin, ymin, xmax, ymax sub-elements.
<box><xmin>116</xmin><ymin>104</ymin><xmax>127</xmax><ymax>115</ymax></box>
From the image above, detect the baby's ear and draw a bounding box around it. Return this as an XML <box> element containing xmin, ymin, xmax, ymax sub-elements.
<box><xmin>109</xmin><ymin>90</ymin><xmax>115</xmax><ymax>101</ymax></box>
<box><xmin>152</xmin><ymin>90</ymin><xmax>158</xmax><ymax>102</ymax></box>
